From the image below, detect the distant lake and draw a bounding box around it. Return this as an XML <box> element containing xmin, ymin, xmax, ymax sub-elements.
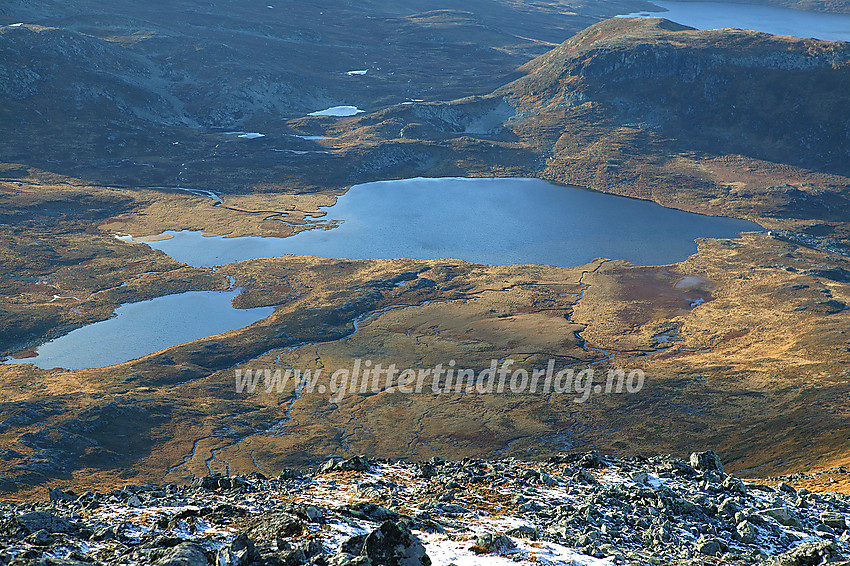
<box><xmin>134</xmin><ymin>177</ymin><xmax>762</xmax><ymax>268</ymax></box>
<box><xmin>5</xmin><ymin>291</ymin><xmax>274</xmax><ymax>370</ymax></box>
<box><xmin>308</xmin><ymin>106</ymin><xmax>364</xmax><ymax>117</ymax></box>
<box><xmin>618</xmin><ymin>1</ymin><xmax>850</xmax><ymax>41</ymax></box>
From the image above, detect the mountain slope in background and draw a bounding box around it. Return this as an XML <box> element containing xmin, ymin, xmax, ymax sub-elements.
<box><xmin>503</xmin><ymin>17</ymin><xmax>850</xmax><ymax>175</ymax></box>
<box><xmin>0</xmin><ymin>0</ymin><xmax>665</xmax><ymax>186</ymax></box>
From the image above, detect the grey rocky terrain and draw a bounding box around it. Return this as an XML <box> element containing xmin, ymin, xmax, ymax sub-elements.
<box><xmin>1</xmin><ymin>452</ymin><xmax>849</xmax><ymax>565</ymax></box>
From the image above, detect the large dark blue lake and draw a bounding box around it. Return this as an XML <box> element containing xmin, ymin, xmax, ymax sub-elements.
<box><xmin>137</xmin><ymin>177</ymin><xmax>762</xmax><ymax>268</ymax></box>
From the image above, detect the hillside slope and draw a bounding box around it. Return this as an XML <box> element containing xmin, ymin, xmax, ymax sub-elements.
<box><xmin>0</xmin><ymin>0</ymin><xmax>663</xmax><ymax>187</ymax></box>
<box><xmin>504</xmin><ymin>17</ymin><xmax>850</xmax><ymax>175</ymax></box>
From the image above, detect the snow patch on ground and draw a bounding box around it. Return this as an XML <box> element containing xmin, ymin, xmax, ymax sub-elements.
<box><xmin>308</xmin><ymin>106</ymin><xmax>364</xmax><ymax>117</ymax></box>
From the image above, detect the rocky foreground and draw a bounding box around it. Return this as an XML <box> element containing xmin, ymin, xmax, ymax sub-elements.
<box><xmin>1</xmin><ymin>452</ymin><xmax>849</xmax><ymax>566</ymax></box>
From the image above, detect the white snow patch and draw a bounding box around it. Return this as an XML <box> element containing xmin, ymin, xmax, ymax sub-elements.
<box><xmin>222</xmin><ymin>131</ymin><xmax>265</xmax><ymax>139</ymax></box>
<box><xmin>420</xmin><ymin>532</ymin><xmax>614</xmax><ymax>566</ymax></box>
<box><xmin>599</xmin><ymin>471</ymin><xmax>631</xmax><ymax>485</ymax></box>
<box><xmin>270</xmin><ymin>149</ymin><xmax>330</xmax><ymax>155</ymax></box>
<box><xmin>49</xmin><ymin>294</ymin><xmax>81</xmax><ymax>302</ymax></box>
<box><xmin>320</xmin><ymin>521</ymin><xmax>372</xmax><ymax>552</ymax></box>
<box><xmin>308</xmin><ymin>106</ymin><xmax>364</xmax><ymax>117</ymax></box>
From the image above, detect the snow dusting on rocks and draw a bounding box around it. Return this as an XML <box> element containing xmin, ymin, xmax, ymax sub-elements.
<box><xmin>0</xmin><ymin>452</ymin><xmax>849</xmax><ymax>565</ymax></box>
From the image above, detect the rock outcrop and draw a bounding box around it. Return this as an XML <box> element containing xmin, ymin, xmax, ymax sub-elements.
<box><xmin>0</xmin><ymin>453</ymin><xmax>848</xmax><ymax>565</ymax></box>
